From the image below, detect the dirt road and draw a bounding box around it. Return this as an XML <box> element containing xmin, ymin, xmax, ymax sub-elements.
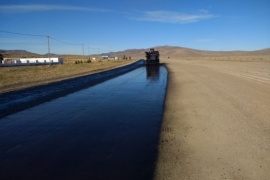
<box><xmin>155</xmin><ymin>59</ymin><xmax>270</xmax><ymax>180</ymax></box>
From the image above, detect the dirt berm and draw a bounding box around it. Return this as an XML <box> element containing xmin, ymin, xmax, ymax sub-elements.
<box><xmin>155</xmin><ymin>58</ymin><xmax>270</xmax><ymax>180</ymax></box>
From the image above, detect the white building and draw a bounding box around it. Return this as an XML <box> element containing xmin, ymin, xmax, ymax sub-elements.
<box><xmin>101</xmin><ymin>56</ymin><xmax>109</xmax><ymax>60</ymax></box>
<box><xmin>100</xmin><ymin>56</ymin><xmax>119</xmax><ymax>60</ymax></box>
<box><xmin>109</xmin><ymin>57</ymin><xmax>119</xmax><ymax>60</ymax></box>
<box><xmin>2</xmin><ymin>57</ymin><xmax>63</xmax><ymax>66</ymax></box>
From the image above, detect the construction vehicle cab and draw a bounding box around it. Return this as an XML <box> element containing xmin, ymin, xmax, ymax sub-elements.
<box><xmin>145</xmin><ymin>48</ymin><xmax>159</xmax><ymax>64</ymax></box>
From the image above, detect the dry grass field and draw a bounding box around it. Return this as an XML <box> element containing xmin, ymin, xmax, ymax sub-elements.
<box><xmin>0</xmin><ymin>56</ymin><xmax>136</xmax><ymax>93</ymax></box>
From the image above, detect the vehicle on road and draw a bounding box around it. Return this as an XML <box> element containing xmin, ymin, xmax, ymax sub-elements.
<box><xmin>145</xmin><ymin>48</ymin><xmax>159</xmax><ymax>64</ymax></box>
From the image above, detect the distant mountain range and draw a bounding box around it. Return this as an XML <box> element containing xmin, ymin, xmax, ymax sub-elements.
<box><xmin>107</xmin><ymin>46</ymin><xmax>270</xmax><ymax>59</ymax></box>
<box><xmin>0</xmin><ymin>49</ymin><xmax>55</xmax><ymax>58</ymax></box>
<box><xmin>1</xmin><ymin>46</ymin><xmax>270</xmax><ymax>59</ymax></box>
<box><xmin>109</xmin><ymin>46</ymin><xmax>270</xmax><ymax>58</ymax></box>
<box><xmin>0</xmin><ymin>49</ymin><xmax>35</xmax><ymax>54</ymax></box>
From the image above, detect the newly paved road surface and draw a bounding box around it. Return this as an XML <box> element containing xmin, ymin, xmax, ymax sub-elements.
<box><xmin>0</xmin><ymin>65</ymin><xmax>167</xmax><ymax>180</ymax></box>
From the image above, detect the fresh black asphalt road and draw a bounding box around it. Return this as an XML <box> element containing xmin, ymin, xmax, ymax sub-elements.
<box><xmin>0</xmin><ymin>65</ymin><xmax>167</xmax><ymax>180</ymax></box>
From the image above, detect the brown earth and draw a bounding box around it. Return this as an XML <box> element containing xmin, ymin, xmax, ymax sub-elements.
<box><xmin>155</xmin><ymin>58</ymin><xmax>270</xmax><ymax>180</ymax></box>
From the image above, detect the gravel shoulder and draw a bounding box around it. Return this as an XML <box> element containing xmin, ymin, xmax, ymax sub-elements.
<box><xmin>155</xmin><ymin>58</ymin><xmax>270</xmax><ymax>180</ymax></box>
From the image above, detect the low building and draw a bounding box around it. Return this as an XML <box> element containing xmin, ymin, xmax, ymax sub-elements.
<box><xmin>100</xmin><ymin>56</ymin><xmax>119</xmax><ymax>60</ymax></box>
<box><xmin>109</xmin><ymin>57</ymin><xmax>119</xmax><ymax>60</ymax></box>
<box><xmin>101</xmin><ymin>56</ymin><xmax>109</xmax><ymax>60</ymax></box>
<box><xmin>1</xmin><ymin>57</ymin><xmax>63</xmax><ymax>66</ymax></box>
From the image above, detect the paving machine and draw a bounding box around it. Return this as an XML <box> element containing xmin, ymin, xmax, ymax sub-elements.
<box><xmin>145</xmin><ymin>48</ymin><xmax>159</xmax><ymax>64</ymax></box>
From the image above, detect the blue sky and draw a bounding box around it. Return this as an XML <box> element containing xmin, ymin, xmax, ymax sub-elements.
<box><xmin>0</xmin><ymin>0</ymin><xmax>269</xmax><ymax>54</ymax></box>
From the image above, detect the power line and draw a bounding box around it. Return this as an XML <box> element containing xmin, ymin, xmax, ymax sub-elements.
<box><xmin>0</xmin><ymin>29</ymin><xmax>99</xmax><ymax>56</ymax></box>
<box><xmin>0</xmin><ymin>29</ymin><xmax>82</xmax><ymax>46</ymax></box>
<box><xmin>49</xmin><ymin>36</ymin><xmax>82</xmax><ymax>46</ymax></box>
<box><xmin>0</xmin><ymin>29</ymin><xmax>45</xmax><ymax>37</ymax></box>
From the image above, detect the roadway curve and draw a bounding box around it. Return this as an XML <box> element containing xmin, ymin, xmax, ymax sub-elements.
<box><xmin>155</xmin><ymin>59</ymin><xmax>270</xmax><ymax>180</ymax></box>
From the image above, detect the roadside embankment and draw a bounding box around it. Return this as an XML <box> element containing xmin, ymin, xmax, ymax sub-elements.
<box><xmin>0</xmin><ymin>60</ymin><xmax>137</xmax><ymax>93</ymax></box>
<box><xmin>0</xmin><ymin>60</ymin><xmax>144</xmax><ymax>118</ymax></box>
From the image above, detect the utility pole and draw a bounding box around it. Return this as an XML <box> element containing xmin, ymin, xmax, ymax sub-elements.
<box><xmin>47</xmin><ymin>36</ymin><xmax>50</xmax><ymax>61</ymax></box>
<box><xmin>88</xmin><ymin>46</ymin><xmax>90</xmax><ymax>60</ymax></box>
<box><xmin>99</xmin><ymin>48</ymin><xmax>101</xmax><ymax>60</ymax></box>
<box><xmin>82</xmin><ymin>44</ymin><xmax>84</xmax><ymax>57</ymax></box>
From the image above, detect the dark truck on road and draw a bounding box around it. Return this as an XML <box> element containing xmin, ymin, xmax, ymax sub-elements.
<box><xmin>145</xmin><ymin>48</ymin><xmax>159</xmax><ymax>64</ymax></box>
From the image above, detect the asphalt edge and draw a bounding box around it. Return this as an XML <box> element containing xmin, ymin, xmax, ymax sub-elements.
<box><xmin>0</xmin><ymin>60</ymin><xmax>145</xmax><ymax>119</ymax></box>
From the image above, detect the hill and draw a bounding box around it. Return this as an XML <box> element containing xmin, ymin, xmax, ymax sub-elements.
<box><xmin>107</xmin><ymin>46</ymin><xmax>270</xmax><ymax>59</ymax></box>
<box><xmin>0</xmin><ymin>49</ymin><xmax>41</xmax><ymax>58</ymax></box>
<box><xmin>1</xmin><ymin>47</ymin><xmax>270</xmax><ymax>59</ymax></box>
<box><xmin>0</xmin><ymin>49</ymin><xmax>34</xmax><ymax>55</ymax></box>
